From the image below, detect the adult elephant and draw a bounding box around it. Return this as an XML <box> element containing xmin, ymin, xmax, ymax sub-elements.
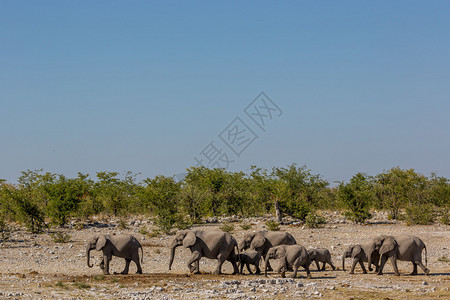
<box><xmin>367</xmin><ymin>235</ymin><xmax>429</xmax><ymax>276</ymax></box>
<box><xmin>86</xmin><ymin>234</ymin><xmax>143</xmax><ymax>275</ymax></box>
<box><xmin>168</xmin><ymin>230</ymin><xmax>239</xmax><ymax>275</ymax></box>
<box><xmin>240</xmin><ymin>231</ymin><xmax>296</xmax><ymax>271</ymax></box>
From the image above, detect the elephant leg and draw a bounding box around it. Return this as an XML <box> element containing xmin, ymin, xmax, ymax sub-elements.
<box><xmin>239</xmin><ymin>261</ymin><xmax>244</xmax><ymax>274</ymax></box>
<box><xmin>133</xmin><ymin>257</ymin><xmax>143</xmax><ymax>274</ymax></box>
<box><xmin>214</xmin><ymin>254</ymin><xmax>226</xmax><ymax>275</ymax></box>
<box><xmin>103</xmin><ymin>255</ymin><xmax>110</xmax><ymax>275</ymax></box>
<box><xmin>374</xmin><ymin>261</ymin><xmax>380</xmax><ymax>273</ymax></box>
<box><xmin>246</xmin><ymin>262</ymin><xmax>253</xmax><ymax>274</ymax></box>
<box><xmin>329</xmin><ymin>260</ymin><xmax>336</xmax><ymax>271</ymax></box>
<box><xmin>226</xmin><ymin>256</ymin><xmax>239</xmax><ymax>275</ymax></box>
<box><xmin>266</xmin><ymin>260</ymin><xmax>274</xmax><ymax>272</ymax></box>
<box><xmin>304</xmin><ymin>264</ymin><xmax>312</xmax><ymax>279</ymax></box>
<box><xmin>410</xmin><ymin>262</ymin><xmax>418</xmax><ymax>275</ymax></box>
<box><xmin>414</xmin><ymin>260</ymin><xmax>430</xmax><ymax>275</ymax></box>
<box><xmin>350</xmin><ymin>258</ymin><xmax>358</xmax><ymax>274</ymax></box>
<box><xmin>359</xmin><ymin>261</ymin><xmax>367</xmax><ymax>274</ymax></box>
<box><xmin>121</xmin><ymin>259</ymin><xmax>131</xmax><ymax>275</ymax></box>
<box><xmin>314</xmin><ymin>259</ymin><xmax>321</xmax><ymax>270</ymax></box>
<box><xmin>187</xmin><ymin>251</ymin><xmax>202</xmax><ymax>274</ymax></box>
<box><xmin>99</xmin><ymin>258</ymin><xmax>105</xmax><ymax>270</ymax></box>
<box><xmin>255</xmin><ymin>263</ymin><xmax>261</xmax><ymax>275</ymax></box>
<box><xmin>377</xmin><ymin>255</ymin><xmax>388</xmax><ymax>275</ymax></box>
<box><xmin>321</xmin><ymin>262</ymin><xmax>326</xmax><ymax>271</ymax></box>
<box><xmin>389</xmin><ymin>256</ymin><xmax>400</xmax><ymax>276</ymax></box>
<box><xmin>279</xmin><ymin>260</ymin><xmax>287</xmax><ymax>278</ymax></box>
<box><xmin>291</xmin><ymin>265</ymin><xmax>299</xmax><ymax>278</ymax></box>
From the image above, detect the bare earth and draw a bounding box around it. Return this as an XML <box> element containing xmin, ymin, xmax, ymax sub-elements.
<box><xmin>0</xmin><ymin>212</ymin><xmax>449</xmax><ymax>299</ymax></box>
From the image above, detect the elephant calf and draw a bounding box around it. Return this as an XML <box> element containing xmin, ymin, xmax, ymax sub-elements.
<box><xmin>342</xmin><ymin>244</ymin><xmax>379</xmax><ymax>274</ymax></box>
<box><xmin>265</xmin><ymin>244</ymin><xmax>312</xmax><ymax>279</ymax></box>
<box><xmin>86</xmin><ymin>234</ymin><xmax>143</xmax><ymax>275</ymax></box>
<box><xmin>308</xmin><ymin>248</ymin><xmax>336</xmax><ymax>271</ymax></box>
<box><xmin>237</xmin><ymin>250</ymin><xmax>261</xmax><ymax>275</ymax></box>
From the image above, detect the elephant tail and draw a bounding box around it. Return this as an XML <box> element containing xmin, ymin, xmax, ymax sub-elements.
<box><xmin>140</xmin><ymin>244</ymin><xmax>144</xmax><ymax>264</ymax></box>
<box><xmin>424</xmin><ymin>245</ymin><xmax>427</xmax><ymax>267</ymax></box>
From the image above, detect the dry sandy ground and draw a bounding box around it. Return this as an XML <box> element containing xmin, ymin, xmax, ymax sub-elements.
<box><xmin>0</xmin><ymin>213</ymin><xmax>449</xmax><ymax>299</ymax></box>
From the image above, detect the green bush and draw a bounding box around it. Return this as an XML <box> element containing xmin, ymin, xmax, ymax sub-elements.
<box><xmin>405</xmin><ymin>204</ymin><xmax>434</xmax><ymax>225</ymax></box>
<box><xmin>240</xmin><ymin>222</ymin><xmax>252</xmax><ymax>230</ymax></box>
<box><xmin>0</xmin><ymin>214</ymin><xmax>11</xmax><ymax>242</ymax></box>
<box><xmin>265</xmin><ymin>220</ymin><xmax>280</xmax><ymax>231</ymax></box>
<box><xmin>305</xmin><ymin>212</ymin><xmax>327</xmax><ymax>228</ymax></box>
<box><xmin>337</xmin><ymin>173</ymin><xmax>373</xmax><ymax>224</ymax></box>
<box><xmin>219</xmin><ymin>222</ymin><xmax>235</xmax><ymax>233</ymax></box>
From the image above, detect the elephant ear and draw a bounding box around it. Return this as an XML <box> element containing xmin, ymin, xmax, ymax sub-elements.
<box><xmin>274</xmin><ymin>246</ymin><xmax>286</xmax><ymax>259</ymax></box>
<box><xmin>96</xmin><ymin>235</ymin><xmax>107</xmax><ymax>251</ymax></box>
<box><xmin>251</xmin><ymin>234</ymin><xmax>265</xmax><ymax>250</ymax></box>
<box><xmin>183</xmin><ymin>231</ymin><xmax>197</xmax><ymax>248</ymax></box>
<box><xmin>351</xmin><ymin>245</ymin><xmax>362</xmax><ymax>257</ymax></box>
<box><xmin>379</xmin><ymin>237</ymin><xmax>397</xmax><ymax>255</ymax></box>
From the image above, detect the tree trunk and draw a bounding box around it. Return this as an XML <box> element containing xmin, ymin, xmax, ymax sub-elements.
<box><xmin>275</xmin><ymin>200</ymin><xmax>282</xmax><ymax>223</ymax></box>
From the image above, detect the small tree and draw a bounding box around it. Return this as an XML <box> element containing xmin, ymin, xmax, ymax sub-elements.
<box><xmin>43</xmin><ymin>174</ymin><xmax>85</xmax><ymax>226</ymax></box>
<box><xmin>337</xmin><ymin>173</ymin><xmax>374</xmax><ymax>223</ymax></box>
<box><xmin>141</xmin><ymin>176</ymin><xmax>181</xmax><ymax>234</ymax></box>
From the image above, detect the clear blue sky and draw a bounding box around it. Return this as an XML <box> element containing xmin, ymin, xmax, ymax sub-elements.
<box><xmin>1</xmin><ymin>1</ymin><xmax>449</xmax><ymax>183</ymax></box>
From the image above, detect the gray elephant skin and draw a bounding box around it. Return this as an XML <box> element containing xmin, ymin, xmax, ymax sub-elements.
<box><xmin>86</xmin><ymin>234</ymin><xmax>143</xmax><ymax>275</ymax></box>
<box><xmin>308</xmin><ymin>248</ymin><xmax>336</xmax><ymax>271</ymax></box>
<box><xmin>264</xmin><ymin>244</ymin><xmax>312</xmax><ymax>279</ymax></box>
<box><xmin>367</xmin><ymin>235</ymin><xmax>429</xmax><ymax>276</ymax></box>
<box><xmin>240</xmin><ymin>231</ymin><xmax>296</xmax><ymax>271</ymax></box>
<box><xmin>168</xmin><ymin>230</ymin><xmax>239</xmax><ymax>275</ymax></box>
<box><xmin>342</xmin><ymin>244</ymin><xmax>379</xmax><ymax>274</ymax></box>
<box><xmin>237</xmin><ymin>250</ymin><xmax>261</xmax><ymax>274</ymax></box>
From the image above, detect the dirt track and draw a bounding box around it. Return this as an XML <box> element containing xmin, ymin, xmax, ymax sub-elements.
<box><xmin>0</xmin><ymin>213</ymin><xmax>449</xmax><ymax>299</ymax></box>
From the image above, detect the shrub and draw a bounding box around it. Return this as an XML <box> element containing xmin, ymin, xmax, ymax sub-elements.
<box><xmin>265</xmin><ymin>220</ymin><xmax>280</xmax><ymax>231</ymax></box>
<box><xmin>405</xmin><ymin>204</ymin><xmax>434</xmax><ymax>225</ymax></box>
<box><xmin>73</xmin><ymin>282</ymin><xmax>91</xmax><ymax>289</ymax></box>
<box><xmin>50</xmin><ymin>232</ymin><xmax>71</xmax><ymax>243</ymax></box>
<box><xmin>337</xmin><ymin>173</ymin><xmax>374</xmax><ymax>224</ymax></box>
<box><xmin>0</xmin><ymin>214</ymin><xmax>11</xmax><ymax>242</ymax></box>
<box><xmin>240</xmin><ymin>223</ymin><xmax>252</xmax><ymax>230</ymax></box>
<box><xmin>305</xmin><ymin>212</ymin><xmax>327</xmax><ymax>228</ymax></box>
<box><xmin>439</xmin><ymin>207</ymin><xmax>449</xmax><ymax>225</ymax></box>
<box><xmin>219</xmin><ymin>222</ymin><xmax>235</xmax><ymax>233</ymax></box>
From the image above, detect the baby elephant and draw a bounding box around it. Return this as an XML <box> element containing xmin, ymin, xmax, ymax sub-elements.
<box><xmin>237</xmin><ymin>250</ymin><xmax>261</xmax><ymax>274</ymax></box>
<box><xmin>86</xmin><ymin>234</ymin><xmax>143</xmax><ymax>275</ymax></box>
<box><xmin>342</xmin><ymin>244</ymin><xmax>379</xmax><ymax>274</ymax></box>
<box><xmin>265</xmin><ymin>244</ymin><xmax>312</xmax><ymax>279</ymax></box>
<box><xmin>308</xmin><ymin>248</ymin><xmax>336</xmax><ymax>271</ymax></box>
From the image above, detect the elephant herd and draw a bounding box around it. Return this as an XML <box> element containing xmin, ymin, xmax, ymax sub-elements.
<box><xmin>86</xmin><ymin>230</ymin><xmax>429</xmax><ymax>279</ymax></box>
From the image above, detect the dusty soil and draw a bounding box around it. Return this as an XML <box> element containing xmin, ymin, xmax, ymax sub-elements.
<box><xmin>0</xmin><ymin>212</ymin><xmax>449</xmax><ymax>299</ymax></box>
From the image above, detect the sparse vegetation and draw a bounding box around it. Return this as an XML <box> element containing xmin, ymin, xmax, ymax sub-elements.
<box><xmin>240</xmin><ymin>223</ymin><xmax>252</xmax><ymax>230</ymax></box>
<box><xmin>265</xmin><ymin>220</ymin><xmax>280</xmax><ymax>231</ymax></box>
<box><xmin>219</xmin><ymin>222</ymin><xmax>235</xmax><ymax>233</ymax></box>
<box><xmin>50</xmin><ymin>232</ymin><xmax>71</xmax><ymax>243</ymax></box>
<box><xmin>55</xmin><ymin>281</ymin><xmax>69</xmax><ymax>290</ymax></box>
<box><xmin>73</xmin><ymin>282</ymin><xmax>91</xmax><ymax>289</ymax></box>
<box><xmin>304</xmin><ymin>212</ymin><xmax>327</xmax><ymax>228</ymax></box>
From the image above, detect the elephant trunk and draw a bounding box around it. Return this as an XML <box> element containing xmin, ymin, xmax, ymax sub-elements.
<box><xmin>367</xmin><ymin>248</ymin><xmax>373</xmax><ymax>272</ymax></box>
<box><xmin>168</xmin><ymin>246</ymin><xmax>176</xmax><ymax>270</ymax></box>
<box><xmin>264</xmin><ymin>256</ymin><xmax>270</xmax><ymax>277</ymax></box>
<box><xmin>86</xmin><ymin>245</ymin><xmax>93</xmax><ymax>268</ymax></box>
<box><xmin>342</xmin><ymin>254</ymin><xmax>346</xmax><ymax>271</ymax></box>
